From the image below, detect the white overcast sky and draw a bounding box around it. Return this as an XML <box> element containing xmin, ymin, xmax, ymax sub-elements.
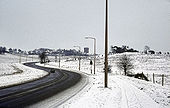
<box><xmin>0</xmin><ymin>0</ymin><xmax>170</xmax><ymax>54</ymax></box>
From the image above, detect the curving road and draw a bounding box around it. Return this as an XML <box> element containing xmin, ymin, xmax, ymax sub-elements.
<box><xmin>0</xmin><ymin>62</ymin><xmax>81</xmax><ymax>108</ymax></box>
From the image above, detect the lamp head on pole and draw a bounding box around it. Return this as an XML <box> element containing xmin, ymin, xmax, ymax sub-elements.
<box><xmin>85</xmin><ymin>36</ymin><xmax>95</xmax><ymax>40</ymax></box>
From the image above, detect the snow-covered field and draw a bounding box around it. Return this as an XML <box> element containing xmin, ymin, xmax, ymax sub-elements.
<box><xmin>37</xmin><ymin>52</ymin><xmax>170</xmax><ymax>108</ymax></box>
<box><xmin>1</xmin><ymin>53</ymin><xmax>170</xmax><ymax>107</ymax></box>
<box><xmin>109</xmin><ymin>53</ymin><xmax>170</xmax><ymax>87</ymax></box>
<box><xmin>0</xmin><ymin>54</ymin><xmax>48</xmax><ymax>88</ymax></box>
<box><xmin>0</xmin><ymin>53</ymin><xmax>39</xmax><ymax>63</ymax></box>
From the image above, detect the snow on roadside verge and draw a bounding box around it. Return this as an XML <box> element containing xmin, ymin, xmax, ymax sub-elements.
<box><xmin>120</xmin><ymin>75</ymin><xmax>170</xmax><ymax>107</ymax></box>
<box><xmin>0</xmin><ymin>63</ymin><xmax>18</xmax><ymax>76</ymax></box>
<box><xmin>0</xmin><ymin>63</ymin><xmax>48</xmax><ymax>88</ymax></box>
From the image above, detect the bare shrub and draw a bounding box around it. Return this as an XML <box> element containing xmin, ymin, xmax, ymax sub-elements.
<box><xmin>117</xmin><ymin>54</ymin><xmax>134</xmax><ymax>75</ymax></box>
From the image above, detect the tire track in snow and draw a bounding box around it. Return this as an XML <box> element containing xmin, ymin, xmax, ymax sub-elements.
<box><xmin>112</xmin><ymin>79</ymin><xmax>129</xmax><ymax>108</ymax></box>
<box><xmin>113</xmin><ymin>76</ymin><xmax>160</xmax><ymax>108</ymax></box>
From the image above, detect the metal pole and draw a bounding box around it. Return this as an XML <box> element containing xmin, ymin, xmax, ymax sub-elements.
<box><xmin>59</xmin><ymin>52</ymin><xmax>61</xmax><ymax>68</ymax></box>
<box><xmin>26</xmin><ymin>55</ymin><xmax>27</xmax><ymax>62</ymax></box>
<box><xmin>104</xmin><ymin>0</ymin><xmax>108</xmax><ymax>88</ymax></box>
<box><xmin>94</xmin><ymin>38</ymin><xmax>96</xmax><ymax>74</ymax></box>
<box><xmin>85</xmin><ymin>37</ymin><xmax>96</xmax><ymax>74</ymax></box>
<box><xmin>19</xmin><ymin>54</ymin><xmax>21</xmax><ymax>63</ymax></box>
<box><xmin>74</xmin><ymin>46</ymin><xmax>81</xmax><ymax>71</ymax></box>
<box><xmin>78</xmin><ymin>47</ymin><xmax>81</xmax><ymax>71</ymax></box>
<box><xmin>79</xmin><ymin>55</ymin><xmax>80</xmax><ymax>71</ymax></box>
<box><xmin>32</xmin><ymin>55</ymin><xmax>33</xmax><ymax>61</ymax></box>
<box><xmin>55</xmin><ymin>56</ymin><xmax>57</xmax><ymax>62</ymax></box>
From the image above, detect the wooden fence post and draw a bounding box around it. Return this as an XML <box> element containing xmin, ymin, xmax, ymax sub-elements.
<box><xmin>162</xmin><ymin>74</ymin><xmax>164</xmax><ymax>86</ymax></box>
<box><xmin>19</xmin><ymin>54</ymin><xmax>21</xmax><ymax>63</ymax></box>
<box><xmin>153</xmin><ymin>73</ymin><xmax>155</xmax><ymax>83</ymax></box>
<box><xmin>26</xmin><ymin>56</ymin><xmax>27</xmax><ymax>62</ymax></box>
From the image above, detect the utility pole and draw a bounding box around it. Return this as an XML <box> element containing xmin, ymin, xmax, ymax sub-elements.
<box><xmin>104</xmin><ymin>0</ymin><xmax>108</xmax><ymax>88</ymax></box>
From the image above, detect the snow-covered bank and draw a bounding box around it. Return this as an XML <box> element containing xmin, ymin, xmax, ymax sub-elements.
<box><xmin>60</xmin><ymin>74</ymin><xmax>161</xmax><ymax>108</ymax></box>
<box><xmin>121</xmin><ymin>76</ymin><xmax>170</xmax><ymax>107</ymax></box>
<box><xmin>56</xmin><ymin>71</ymin><xmax>170</xmax><ymax>108</ymax></box>
<box><xmin>0</xmin><ymin>63</ymin><xmax>48</xmax><ymax>88</ymax></box>
<box><xmin>0</xmin><ymin>63</ymin><xmax>19</xmax><ymax>76</ymax></box>
<box><xmin>0</xmin><ymin>53</ymin><xmax>39</xmax><ymax>63</ymax></box>
<box><xmin>109</xmin><ymin>53</ymin><xmax>170</xmax><ymax>88</ymax></box>
<box><xmin>0</xmin><ymin>54</ymin><xmax>48</xmax><ymax>88</ymax></box>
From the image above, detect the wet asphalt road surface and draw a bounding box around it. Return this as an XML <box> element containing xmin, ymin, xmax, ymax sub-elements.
<box><xmin>0</xmin><ymin>62</ymin><xmax>81</xmax><ymax>108</ymax></box>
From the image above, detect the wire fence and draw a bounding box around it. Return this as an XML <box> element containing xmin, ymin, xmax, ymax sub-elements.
<box><xmin>146</xmin><ymin>73</ymin><xmax>170</xmax><ymax>87</ymax></box>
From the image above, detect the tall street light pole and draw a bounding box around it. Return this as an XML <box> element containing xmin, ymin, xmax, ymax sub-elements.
<box><xmin>73</xmin><ymin>46</ymin><xmax>81</xmax><ymax>71</ymax></box>
<box><xmin>85</xmin><ymin>36</ymin><xmax>96</xmax><ymax>74</ymax></box>
<box><xmin>105</xmin><ymin>0</ymin><xmax>108</xmax><ymax>88</ymax></box>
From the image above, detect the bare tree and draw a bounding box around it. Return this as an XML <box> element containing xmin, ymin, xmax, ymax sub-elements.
<box><xmin>117</xmin><ymin>54</ymin><xmax>134</xmax><ymax>75</ymax></box>
<box><xmin>39</xmin><ymin>52</ymin><xmax>47</xmax><ymax>63</ymax></box>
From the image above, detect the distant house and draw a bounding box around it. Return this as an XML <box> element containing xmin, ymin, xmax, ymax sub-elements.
<box><xmin>84</xmin><ymin>47</ymin><xmax>89</xmax><ymax>54</ymax></box>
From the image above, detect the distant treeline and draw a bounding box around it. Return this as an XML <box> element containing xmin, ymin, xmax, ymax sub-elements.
<box><xmin>110</xmin><ymin>45</ymin><xmax>138</xmax><ymax>54</ymax></box>
<box><xmin>28</xmin><ymin>48</ymin><xmax>88</xmax><ymax>56</ymax></box>
<box><xmin>0</xmin><ymin>46</ymin><xmax>88</xmax><ymax>56</ymax></box>
<box><xmin>0</xmin><ymin>46</ymin><xmax>27</xmax><ymax>55</ymax></box>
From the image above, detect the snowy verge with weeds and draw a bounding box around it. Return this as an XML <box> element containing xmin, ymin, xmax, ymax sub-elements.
<box><xmin>59</xmin><ymin>73</ymin><xmax>169</xmax><ymax>108</ymax></box>
<box><xmin>121</xmin><ymin>75</ymin><xmax>170</xmax><ymax>107</ymax></box>
<box><xmin>0</xmin><ymin>63</ymin><xmax>20</xmax><ymax>76</ymax></box>
<box><xmin>0</xmin><ymin>63</ymin><xmax>48</xmax><ymax>88</ymax></box>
